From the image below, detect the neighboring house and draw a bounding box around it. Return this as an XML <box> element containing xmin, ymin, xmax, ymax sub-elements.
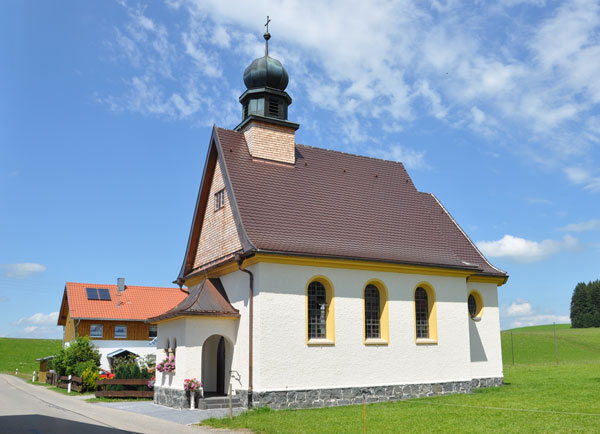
<box><xmin>57</xmin><ymin>281</ymin><xmax>187</xmax><ymax>369</ymax></box>
<box><xmin>149</xmin><ymin>31</ymin><xmax>508</xmax><ymax>410</ymax></box>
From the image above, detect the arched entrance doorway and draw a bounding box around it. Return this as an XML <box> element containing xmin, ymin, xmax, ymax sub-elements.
<box><xmin>201</xmin><ymin>335</ymin><xmax>232</xmax><ymax>396</ymax></box>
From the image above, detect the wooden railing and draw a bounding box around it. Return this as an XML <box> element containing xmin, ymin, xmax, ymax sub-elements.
<box><xmin>57</xmin><ymin>375</ymin><xmax>83</xmax><ymax>392</ymax></box>
<box><xmin>95</xmin><ymin>378</ymin><xmax>154</xmax><ymax>398</ymax></box>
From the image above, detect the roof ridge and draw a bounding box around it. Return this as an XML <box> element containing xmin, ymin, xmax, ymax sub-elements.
<box><xmin>215</xmin><ymin>125</ymin><xmax>407</xmax><ymax>167</ymax></box>
<box><xmin>296</xmin><ymin>143</ymin><xmax>404</xmax><ymax>166</ymax></box>
<box><xmin>66</xmin><ymin>282</ymin><xmax>178</xmax><ymax>290</ymax></box>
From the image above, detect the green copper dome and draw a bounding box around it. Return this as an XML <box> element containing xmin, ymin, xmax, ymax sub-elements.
<box><xmin>243</xmin><ymin>55</ymin><xmax>289</xmax><ymax>90</ymax></box>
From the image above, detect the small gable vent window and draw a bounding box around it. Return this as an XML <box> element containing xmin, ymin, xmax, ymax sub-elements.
<box><xmin>86</xmin><ymin>287</ymin><xmax>111</xmax><ymax>301</ymax></box>
<box><xmin>114</xmin><ymin>325</ymin><xmax>127</xmax><ymax>339</ymax></box>
<box><xmin>214</xmin><ymin>189</ymin><xmax>225</xmax><ymax>211</ymax></box>
<box><xmin>149</xmin><ymin>325</ymin><xmax>157</xmax><ymax>339</ymax></box>
<box><xmin>90</xmin><ymin>324</ymin><xmax>103</xmax><ymax>338</ymax></box>
<box><xmin>268</xmin><ymin>99</ymin><xmax>279</xmax><ymax>117</ymax></box>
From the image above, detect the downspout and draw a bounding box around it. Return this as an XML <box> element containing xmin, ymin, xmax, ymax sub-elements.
<box><xmin>236</xmin><ymin>253</ymin><xmax>254</xmax><ymax>408</ymax></box>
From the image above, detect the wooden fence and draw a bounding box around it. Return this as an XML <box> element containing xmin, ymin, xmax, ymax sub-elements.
<box><xmin>95</xmin><ymin>378</ymin><xmax>154</xmax><ymax>398</ymax></box>
<box><xmin>57</xmin><ymin>375</ymin><xmax>83</xmax><ymax>392</ymax></box>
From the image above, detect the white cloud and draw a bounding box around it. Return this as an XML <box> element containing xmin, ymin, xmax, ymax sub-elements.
<box><xmin>501</xmin><ymin>298</ymin><xmax>570</xmax><ymax>329</ymax></box>
<box><xmin>0</xmin><ymin>263</ymin><xmax>46</xmax><ymax>279</ymax></box>
<box><xmin>564</xmin><ymin>167</ymin><xmax>600</xmax><ymax>192</ymax></box>
<box><xmin>95</xmin><ymin>0</ymin><xmax>600</xmax><ymax>177</ymax></box>
<box><xmin>13</xmin><ymin>312</ymin><xmax>59</xmax><ymax>326</ymax></box>
<box><xmin>476</xmin><ymin>234</ymin><xmax>581</xmax><ymax>263</ymax></box>
<box><xmin>558</xmin><ymin>219</ymin><xmax>600</xmax><ymax>232</ymax></box>
<box><xmin>506</xmin><ymin>299</ymin><xmax>533</xmax><ymax>317</ymax></box>
<box><xmin>367</xmin><ymin>145</ymin><xmax>428</xmax><ymax>170</ymax></box>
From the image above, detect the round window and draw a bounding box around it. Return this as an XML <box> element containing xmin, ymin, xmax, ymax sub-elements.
<box><xmin>468</xmin><ymin>291</ymin><xmax>483</xmax><ymax>320</ymax></box>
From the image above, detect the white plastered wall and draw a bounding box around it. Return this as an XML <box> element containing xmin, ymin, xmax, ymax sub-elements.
<box><xmin>253</xmin><ymin>262</ymin><xmax>503</xmax><ymax>392</ymax></box>
<box><xmin>467</xmin><ymin>281</ymin><xmax>503</xmax><ymax>379</ymax></box>
<box><xmin>155</xmin><ymin>270</ymin><xmax>251</xmax><ymax>392</ymax></box>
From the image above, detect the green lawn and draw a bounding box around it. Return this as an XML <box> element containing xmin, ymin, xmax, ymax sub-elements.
<box><xmin>203</xmin><ymin>325</ymin><xmax>600</xmax><ymax>433</ymax></box>
<box><xmin>0</xmin><ymin>338</ymin><xmax>61</xmax><ymax>381</ymax></box>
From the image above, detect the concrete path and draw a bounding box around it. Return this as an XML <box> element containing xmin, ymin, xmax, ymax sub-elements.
<box><xmin>97</xmin><ymin>401</ymin><xmax>246</xmax><ymax>425</ymax></box>
<box><xmin>0</xmin><ymin>374</ymin><xmax>242</xmax><ymax>433</ymax></box>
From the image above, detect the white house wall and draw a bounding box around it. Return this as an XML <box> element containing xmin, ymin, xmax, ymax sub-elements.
<box><xmin>254</xmin><ymin>262</ymin><xmax>503</xmax><ymax>392</ymax></box>
<box><xmin>91</xmin><ymin>340</ymin><xmax>156</xmax><ymax>370</ymax></box>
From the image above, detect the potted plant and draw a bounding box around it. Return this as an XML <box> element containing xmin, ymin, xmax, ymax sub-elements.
<box><xmin>183</xmin><ymin>378</ymin><xmax>202</xmax><ymax>409</ymax></box>
<box><xmin>156</xmin><ymin>355</ymin><xmax>176</xmax><ymax>373</ymax></box>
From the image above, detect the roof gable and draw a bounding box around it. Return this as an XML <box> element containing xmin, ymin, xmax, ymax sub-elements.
<box><xmin>178</xmin><ymin>127</ymin><xmax>250</xmax><ymax>280</ymax></box>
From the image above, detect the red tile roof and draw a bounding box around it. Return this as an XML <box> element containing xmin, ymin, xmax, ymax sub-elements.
<box><xmin>189</xmin><ymin>127</ymin><xmax>505</xmax><ymax>277</ymax></box>
<box><xmin>58</xmin><ymin>282</ymin><xmax>188</xmax><ymax>324</ymax></box>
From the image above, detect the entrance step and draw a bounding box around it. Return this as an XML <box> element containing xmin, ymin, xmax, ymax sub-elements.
<box><xmin>197</xmin><ymin>396</ymin><xmax>243</xmax><ymax>410</ymax></box>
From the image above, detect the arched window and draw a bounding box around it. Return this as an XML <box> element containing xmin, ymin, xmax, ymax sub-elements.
<box><xmin>364</xmin><ymin>284</ymin><xmax>380</xmax><ymax>339</ymax></box>
<box><xmin>415</xmin><ymin>287</ymin><xmax>429</xmax><ymax>338</ymax></box>
<box><xmin>308</xmin><ymin>281</ymin><xmax>327</xmax><ymax>339</ymax></box>
<box><xmin>414</xmin><ymin>283</ymin><xmax>438</xmax><ymax>343</ymax></box>
<box><xmin>306</xmin><ymin>277</ymin><xmax>335</xmax><ymax>344</ymax></box>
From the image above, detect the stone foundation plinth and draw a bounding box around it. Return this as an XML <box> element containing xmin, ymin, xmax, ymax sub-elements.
<box><xmin>156</xmin><ymin>377</ymin><xmax>502</xmax><ymax>410</ymax></box>
<box><xmin>236</xmin><ymin>377</ymin><xmax>502</xmax><ymax>410</ymax></box>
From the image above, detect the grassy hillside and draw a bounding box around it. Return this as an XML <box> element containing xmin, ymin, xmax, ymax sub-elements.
<box><xmin>0</xmin><ymin>338</ymin><xmax>62</xmax><ymax>380</ymax></box>
<box><xmin>203</xmin><ymin>324</ymin><xmax>600</xmax><ymax>433</ymax></box>
<box><xmin>501</xmin><ymin>323</ymin><xmax>600</xmax><ymax>365</ymax></box>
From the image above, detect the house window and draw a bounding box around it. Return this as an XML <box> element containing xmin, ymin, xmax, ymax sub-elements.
<box><xmin>468</xmin><ymin>291</ymin><xmax>484</xmax><ymax>320</ymax></box>
<box><xmin>214</xmin><ymin>189</ymin><xmax>225</xmax><ymax>211</ymax></box>
<box><xmin>149</xmin><ymin>325</ymin><xmax>157</xmax><ymax>338</ymax></box>
<box><xmin>90</xmin><ymin>324</ymin><xmax>103</xmax><ymax>338</ymax></box>
<box><xmin>306</xmin><ymin>277</ymin><xmax>335</xmax><ymax>344</ymax></box>
<box><xmin>415</xmin><ymin>287</ymin><xmax>429</xmax><ymax>338</ymax></box>
<box><xmin>114</xmin><ymin>325</ymin><xmax>127</xmax><ymax>339</ymax></box>
<box><xmin>414</xmin><ymin>283</ymin><xmax>438</xmax><ymax>343</ymax></box>
<box><xmin>364</xmin><ymin>284</ymin><xmax>380</xmax><ymax>339</ymax></box>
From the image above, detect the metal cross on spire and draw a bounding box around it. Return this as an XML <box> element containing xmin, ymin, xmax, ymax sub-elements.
<box><xmin>264</xmin><ymin>16</ymin><xmax>271</xmax><ymax>56</ymax></box>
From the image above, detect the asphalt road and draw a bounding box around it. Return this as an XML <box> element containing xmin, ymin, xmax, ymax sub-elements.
<box><xmin>0</xmin><ymin>374</ymin><xmax>237</xmax><ymax>434</ymax></box>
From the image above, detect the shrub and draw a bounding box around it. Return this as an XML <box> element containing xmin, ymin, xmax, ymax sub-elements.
<box><xmin>82</xmin><ymin>366</ymin><xmax>100</xmax><ymax>392</ymax></box>
<box><xmin>52</xmin><ymin>337</ymin><xmax>100</xmax><ymax>377</ymax></box>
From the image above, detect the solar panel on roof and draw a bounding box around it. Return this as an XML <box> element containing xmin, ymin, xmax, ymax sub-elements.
<box><xmin>98</xmin><ymin>288</ymin><xmax>111</xmax><ymax>300</ymax></box>
<box><xmin>86</xmin><ymin>288</ymin><xmax>99</xmax><ymax>300</ymax></box>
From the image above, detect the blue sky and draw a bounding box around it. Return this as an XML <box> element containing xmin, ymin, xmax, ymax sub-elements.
<box><xmin>1</xmin><ymin>0</ymin><xmax>599</xmax><ymax>338</ymax></box>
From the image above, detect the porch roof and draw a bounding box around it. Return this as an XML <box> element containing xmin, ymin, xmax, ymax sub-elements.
<box><xmin>148</xmin><ymin>278</ymin><xmax>240</xmax><ymax>322</ymax></box>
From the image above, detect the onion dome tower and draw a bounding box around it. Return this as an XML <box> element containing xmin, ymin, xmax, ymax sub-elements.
<box><xmin>235</xmin><ymin>19</ymin><xmax>299</xmax><ymax>132</ymax></box>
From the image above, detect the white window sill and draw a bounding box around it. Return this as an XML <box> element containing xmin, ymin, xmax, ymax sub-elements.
<box><xmin>470</xmin><ymin>316</ymin><xmax>482</xmax><ymax>322</ymax></box>
<box><xmin>416</xmin><ymin>338</ymin><xmax>438</xmax><ymax>345</ymax></box>
<box><xmin>307</xmin><ymin>338</ymin><xmax>335</xmax><ymax>346</ymax></box>
<box><xmin>365</xmin><ymin>338</ymin><xmax>388</xmax><ymax>346</ymax></box>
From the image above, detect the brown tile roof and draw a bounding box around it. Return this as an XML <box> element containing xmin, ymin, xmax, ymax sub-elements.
<box><xmin>58</xmin><ymin>282</ymin><xmax>188</xmax><ymax>325</ymax></box>
<box><xmin>148</xmin><ymin>278</ymin><xmax>240</xmax><ymax>322</ymax></box>
<box><xmin>206</xmin><ymin>127</ymin><xmax>505</xmax><ymax>277</ymax></box>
